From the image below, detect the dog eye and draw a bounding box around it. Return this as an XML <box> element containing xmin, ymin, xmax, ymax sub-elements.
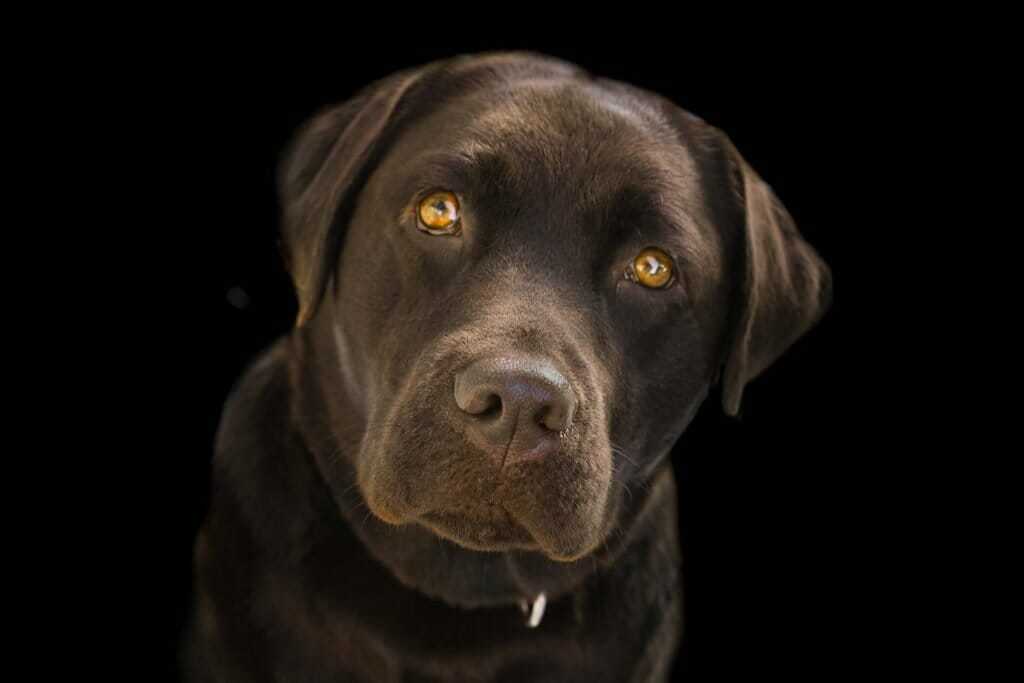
<box><xmin>417</xmin><ymin>191</ymin><xmax>461</xmax><ymax>235</ymax></box>
<box><xmin>629</xmin><ymin>247</ymin><xmax>675</xmax><ymax>289</ymax></box>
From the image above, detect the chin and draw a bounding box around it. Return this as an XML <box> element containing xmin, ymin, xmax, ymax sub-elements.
<box><xmin>418</xmin><ymin>508</ymin><xmax>540</xmax><ymax>552</ymax></box>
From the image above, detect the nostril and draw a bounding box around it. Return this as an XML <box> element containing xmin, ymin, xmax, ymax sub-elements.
<box><xmin>533</xmin><ymin>405</ymin><xmax>551</xmax><ymax>432</ymax></box>
<box><xmin>454</xmin><ymin>375</ymin><xmax>505</xmax><ymax>418</ymax></box>
<box><xmin>477</xmin><ymin>393</ymin><xmax>502</xmax><ymax>419</ymax></box>
<box><xmin>536</xmin><ymin>400</ymin><xmax>573</xmax><ymax>433</ymax></box>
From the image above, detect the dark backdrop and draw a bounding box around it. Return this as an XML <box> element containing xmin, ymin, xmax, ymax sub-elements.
<box><xmin>138</xmin><ymin>38</ymin><xmax>854</xmax><ymax>681</ymax></box>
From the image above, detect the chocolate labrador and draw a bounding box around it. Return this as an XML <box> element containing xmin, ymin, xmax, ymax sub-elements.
<box><xmin>183</xmin><ymin>51</ymin><xmax>832</xmax><ymax>681</ymax></box>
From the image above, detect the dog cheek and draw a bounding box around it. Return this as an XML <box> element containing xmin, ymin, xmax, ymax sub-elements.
<box><xmin>355</xmin><ymin>448</ymin><xmax>409</xmax><ymax>525</ymax></box>
<box><xmin>356</xmin><ymin>404</ymin><xmax>461</xmax><ymax>524</ymax></box>
<box><xmin>355</xmin><ymin>412</ymin><xmax>426</xmax><ymax>524</ymax></box>
<box><xmin>546</xmin><ymin>465</ymin><xmax>614</xmax><ymax>561</ymax></box>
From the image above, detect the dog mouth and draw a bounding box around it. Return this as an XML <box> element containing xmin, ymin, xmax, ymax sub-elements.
<box><xmin>356</xmin><ymin>345</ymin><xmax>615</xmax><ymax>561</ymax></box>
<box><xmin>419</xmin><ymin>505</ymin><xmax>539</xmax><ymax>552</ymax></box>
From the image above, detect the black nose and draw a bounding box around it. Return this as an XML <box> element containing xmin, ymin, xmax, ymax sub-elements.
<box><xmin>454</xmin><ymin>354</ymin><xmax>576</xmax><ymax>459</ymax></box>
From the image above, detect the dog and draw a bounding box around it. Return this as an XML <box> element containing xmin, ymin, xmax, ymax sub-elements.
<box><xmin>182</xmin><ymin>51</ymin><xmax>832</xmax><ymax>681</ymax></box>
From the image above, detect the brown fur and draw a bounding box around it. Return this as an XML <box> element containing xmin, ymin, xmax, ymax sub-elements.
<box><xmin>184</xmin><ymin>51</ymin><xmax>831</xmax><ymax>681</ymax></box>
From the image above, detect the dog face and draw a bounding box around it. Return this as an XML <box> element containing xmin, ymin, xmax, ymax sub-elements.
<box><xmin>279</xmin><ymin>53</ymin><xmax>830</xmax><ymax>562</ymax></box>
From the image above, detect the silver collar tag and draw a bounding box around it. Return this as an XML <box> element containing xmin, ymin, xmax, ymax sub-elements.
<box><xmin>518</xmin><ymin>592</ymin><xmax>547</xmax><ymax>628</ymax></box>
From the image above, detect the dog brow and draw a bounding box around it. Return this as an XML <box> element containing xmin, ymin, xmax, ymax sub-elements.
<box><xmin>415</xmin><ymin>147</ymin><xmax>513</xmax><ymax>191</ymax></box>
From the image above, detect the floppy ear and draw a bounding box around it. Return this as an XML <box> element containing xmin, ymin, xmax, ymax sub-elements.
<box><xmin>278</xmin><ymin>68</ymin><xmax>424</xmax><ymax>326</ymax></box>
<box><xmin>719</xmin><ymin>141</ymin><xmax>832</xmax><ymax>416</ymax></box>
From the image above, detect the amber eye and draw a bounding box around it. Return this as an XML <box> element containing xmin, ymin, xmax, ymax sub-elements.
<box><xmin>631</xmin><ymin>247</ymin><xmax>675</xmax><ymax>289</ymax></box>
<box><xmin>417</xmin><ymin>190</ymin><xmax>461</xmax><ymax>235</ymax></box>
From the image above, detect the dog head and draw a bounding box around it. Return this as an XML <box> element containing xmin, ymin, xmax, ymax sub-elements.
<box><xmin>279</xmin><ymin>53</ymin><xmax>830</xmax><ymax>563</ymax></box>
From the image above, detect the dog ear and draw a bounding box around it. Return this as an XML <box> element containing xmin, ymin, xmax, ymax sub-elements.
<box><xmin>719</xmin><ymin>140</ymin><xmax>832</xmax><ymax>416</ymax></box>
<box><xmin>278</xmin><ymin>68</ymin><xmax>424</xmax><ymax>326</ymax></box>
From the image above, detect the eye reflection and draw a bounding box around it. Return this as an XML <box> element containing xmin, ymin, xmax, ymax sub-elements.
<box><xmin>417</xmin><ymin>191</ymin><xmax>461</xmax><ymax>235</ymax></box>
<box><xmin>631</xmin><ymin>247</ymin><xmax>675</xmax><ymax>289</ymax></box>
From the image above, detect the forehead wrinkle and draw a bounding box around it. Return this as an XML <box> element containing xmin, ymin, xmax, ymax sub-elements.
<box><xmin>399</xmin><ymin>78</ymin><xmax>700</xmax><ymax>205</ymax></box>
<box><xmin>467</xmin><ymin>79</ymin><xmax>660</xmax><ymax>139</ymax></box>
<box><xmin>413</xmin><ymin>147</ymin><xmax>500</xmax><ymax>178</ymax></box>
<box><xmin>396</xmin><ymin>77</ymin><xmax>712</xmax><ymax>254</ymax></box>
<box><xmin>464</xmin><ymin>84</ymin><xmax>659</xmax><ymax>161</ymax></box>
<box><xmin>393</xmin><ymin>145</ymin><xmax>513</xmax><ymax>203</ymax></box>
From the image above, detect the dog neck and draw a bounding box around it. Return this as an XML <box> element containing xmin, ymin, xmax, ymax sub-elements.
<box><xmin>283</xmin><ymin>321</ymin><xmax>674</xmax><ymax>614</ymax></box>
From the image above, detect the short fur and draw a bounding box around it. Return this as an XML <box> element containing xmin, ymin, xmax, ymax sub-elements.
<box><xmin>183</xmin><ymin>51</ymin><xmax>832</xmax><ymax>682</ymax></box>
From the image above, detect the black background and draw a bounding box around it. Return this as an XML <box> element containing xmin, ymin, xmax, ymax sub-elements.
<box><xmin>132</xmin><ymin>36</ymin><xmax>860</xmax><ymax>681</ymax></box>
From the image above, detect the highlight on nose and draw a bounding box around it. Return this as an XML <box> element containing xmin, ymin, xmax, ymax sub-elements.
<box><xmin>453</xmin><ymin>354</ymin><xmax>576</xmax><ymax>460</ymax></box>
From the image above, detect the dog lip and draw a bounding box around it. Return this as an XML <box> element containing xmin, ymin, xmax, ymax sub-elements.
<box><xmin>418</xmin><ymin>509</ymin><xmax>539</xmax><ymax>552</ymax></box>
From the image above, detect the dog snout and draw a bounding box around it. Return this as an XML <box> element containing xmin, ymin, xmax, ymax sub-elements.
<box><xmin>454</xmin><ymin>354</ymin><xmax>576</xmax><ymax>461</ymax></box>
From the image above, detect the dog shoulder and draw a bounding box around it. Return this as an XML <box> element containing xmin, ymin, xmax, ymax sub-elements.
<box><xmin>213</xmin><ymin>339</ymin><xmax>294</xmax><ymax>466</ymax></box>
<box><xmin>206</xmin><ymin>337</ymin><xmax>316</xmax><ymax>540</ymax></box>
